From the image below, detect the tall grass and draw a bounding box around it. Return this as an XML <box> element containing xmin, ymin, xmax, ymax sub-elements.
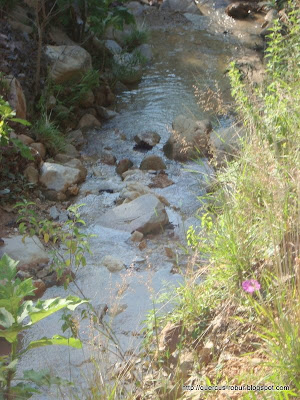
<box><xmin>138</xmin><ymin>3</ymin><xmax>300</xmax><ymax>399</ymax></box>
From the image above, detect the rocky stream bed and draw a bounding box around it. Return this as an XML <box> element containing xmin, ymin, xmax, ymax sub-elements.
<box><xmin>0</xmin><ymin>0</ymin><xmax>272</xmax><ymax>397</ymax></box>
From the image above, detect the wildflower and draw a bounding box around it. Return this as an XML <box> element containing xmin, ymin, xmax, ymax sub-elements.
<box><xmin>242</xmin><ymin>279</ymin><xmax>261</xmax><ymax>293</ymax></box>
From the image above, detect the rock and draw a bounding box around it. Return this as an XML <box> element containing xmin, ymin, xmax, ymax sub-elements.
<box><xmin>127</xmin><ymin>1</ymin><xmax>145</xmax><ymax>16</ymax></box>
<box><xmin>100</xmin><ymin>153</ymin><xmax>117</xmax><ymax>166</ymax></box>
<box><xmin>108</xmin><ymin>304</ymin><xmax>128</xmax><ymax>317</ymax></box>
<box><xmin>163</xmin><ymin>115</ymin><xmax>212</xmax><ymax>161</ymax></box>
<box><xmin>133</xmin><ymin>44</ymin><xmax>153</xmax><ymax>62</ymax></box>
<box><xmin>209</xmin><ymin>125</ymin><xmax>245</xmax><ymax>167</ymax></box>
<box><xmin>44</xmin><ymin>45</ymin><xmax>92</xmax><ymax>84</ymax></box>
<box><xmin>159</xmin><ymin>322</ymin><xmax>182</xmax><ymax>354</ymax></box>
<box><xmin>116</xmin><ymin>158</ymin><xmax>133</xmax><ymax>175</ymax></box>
<box><xmin>63</xmin><ymin>143</ymin><xmax>80</xmax><ymax>158</ymax></box>
<box><xmin>39</xmin><ymin>162</ymin><xmax>84</xmax><ymax>193</ymax></box>
<box><xmin>64</xmin><ymin>159</ymin><xmax>87</xmax><ymax>181</ymax></box>
<box><xmin>30</xmin><ymin>142</ymin><xmax>46</xmax><ymax>159</ymax></box>
<box><xmin>140</xmin><ymin>155</ymin><xmax>166</xmax><ymax>171</ymax></box>
<box><xmin>32</xmin><ymin>279</ymin><xmax>47</xmax><ymax>299</ymax></box>
<box><xmin>0</xmin><ymin>235</ymin><xmax>49</xmax><ymax>268</ymax></box>
<box><xmin>96</xmin><ymin>106</ymin><xmax>118</xmax><ymax>120</ymax></box>
<box><xmin>78</xmin><ymin>114</ymin><xmax>101</xmax><ymax>130</ymax></box>
<box><xmin>24</xmin><ymin>165</ymin><xmax>39</xmax><ymax>184</ymax></box>
<box><xmin>179</xmin><ymin>352</ymin><xmax>194</xmax><ymax>378</ymax></box>
<box><xmin>114</xmin><ymin>81</ymin><xmax>128</xmax><ymax>94</ymax></box>
<box><xmin>163</xmin><ymin>0</ymin><xmax>200</xmax><ymax>13</ymax></box>
<box><xmin>149</xmin><ymin>172</ymin><xmax>174</xmax><ymax>188</ymax></box>
<box><xmin>54</xmin><ymin>153</ymin><xmax>73</xmax><ymax>164</ymax></box>
<box><xmin>134</xmin><ymin>131</ymin><xmax>161</xmax><ymax>149</ymax></box>
<box><xmin>67</xmin><ymin>129</ymin><xmax>85</xmax><ymax>149</ymax></box>
<box><xmin>94</xmin><ymin>87</ymin><xmax>106</xmax><ymax>106</ymax></box>
<box><xmin>5</xmin><ymin>77</ymin><xmax>27</xmax><ymax>119</ymax></box>
<box><xmin>18</xmin><ymin>134</ymin><xmax>34</xmax><ymax>145</ymax></box>
<box><xmin>139</xmin><ymin>240</ymin><xmax>147</xmax><ymax>250</ymax></box>
<box><xmin>49</xmin><ymin>206</ymin><xmax>60</xmax><ymax>220</ymax></box>
<box><xmin>234</xmin><ymin>54</ymin><xmax>264</xmax><ymax>85</ymax></box>
<box><xmin>226</xmin><ymin>2</ymin><xmax>258</xmax><ymax>19</ymax></box>
<box><xmin>79</xmin><ymin>90</ymin><xmax>95</xmax><ymax>108</ymax></box>
<box><xmin>48</xmin><ymin>26</ymin><xmax>76</xmax><ymax>45</ymax></box>
<box><xmin>98</xmin><ymin>194</ymin><xmax>169</xmax><ymax>234</ymax></box>
<box><xmin>102</xmin><ymin>255</ymin><xmax>125</xmax><ymax>272</ymax></box>
<box><xmin>131</xmin><ymin>231</ymin><xmax>144</xmax><ymax>242</ymax></box>
<box><xmin>9</xmin><ymin>20</ymin><xmax>33</xmax><ymax>34</ymax></box>
<box><xmin>105</xmin><ymin>39</ymin><xmax>122</xmax><ymax>55</ymax></box>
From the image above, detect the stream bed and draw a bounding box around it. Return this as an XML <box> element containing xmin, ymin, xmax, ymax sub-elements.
<box><xmin>17</xmin><ymin>5</ymin><xmax>264</xmax><ymax>398</ymax></box>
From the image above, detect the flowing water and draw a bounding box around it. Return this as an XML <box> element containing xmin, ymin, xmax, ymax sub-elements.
<box><xmin>17</xmin><ymin>6</ymin><xmax>264</xmax><ymax>398</ymax></box>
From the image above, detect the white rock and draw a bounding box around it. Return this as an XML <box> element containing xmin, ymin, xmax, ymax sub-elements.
<box><xmin>102</xmin><ymin>255</ymin><xmax>125</xmax><ymax>272</ymax></box>
<box><xmin>0</xmin><ymin>235</ymin><xmax>49</xmax><ymax>268</ymax></box>
<box><xmin>98</xmin><ymin>194</ymin><xmax>169</xmax><ymax>234</ymax></box>
<box><xmin>39</xmin><ymin>162</ymin><xmax>84</xmax><ymax>193</ymax></box>
<box><xmin>45</xmin><ymin>45</ymin><xmax>92</xmax><ymax>84</ymax></box>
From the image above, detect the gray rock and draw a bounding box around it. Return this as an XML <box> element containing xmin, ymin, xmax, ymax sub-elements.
<box><xmin>44</xmin><ymin>45</ymin><xmax>92</xmax><ymax>84</ymax></box>
<box><xmin>127</xmin><ymin>1</ymin><xmax>145</xmax><ymax>16</ymax></box>
<box><xmin>105</xmin><ymin>39</ymin><xmax>122</xmax><ymax>55</ymax></box>
<box><xmin>67</xmin><ymin>129</ymin><xmax>86</xmax><ymax>149</ymax></box>
<box><xmin>78</xmin><ymin>114</ymin><xmax>101</xmax><ymax>130</ymax></box>
<box><xmin>63</xmin><ymin>143</ymin><xmax>80</xmax><ymax>158</ymax></box>
<box><xmin>163</xmin><ymin>0</ymin><xmax>200</xmax><ymax>14</ymax></box>
<box><xmin>101</xmin><ymin>255</ymin><xmax>125</xmax><ymax>272</ymax></box>
<box><xmin>98</xmin><ymin>194</ymin><xmax>169</xmax><ymax>234</ymax></box>
<box><xmin>64</xmin><ymin>159</ymin><xmax>87</xmax><ymax>182</ymax></box>
<box><xmin>49</xmin><ymin>206</ymin><xmax>60</xmax><ymax>220</ymax></box>
<box><xmin>96</xmin><ymin>106</ymin><xmax>119</xmax><ymax>120</ymax></box>
<box><xmin>39</xmin><ymin>162</ymin><xmax>84</xmax><ymax>193</ymax></box>
<box><xmin>163</xmin><ymin>115</ymin><xmax>212</xmax><ymax>161</ymax></box>
<box><xmin>0</xmin><ymin>235</ymin><xmax>49</xmax><ymax>268</ymax></box>
<box><xmin>134</xmin><ymin>131</ymin><xmax>161</xmax><ymax>148</ymax></box>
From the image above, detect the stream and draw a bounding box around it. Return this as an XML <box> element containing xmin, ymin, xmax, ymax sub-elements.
<box><xmin>17</xmin><ymin>4</ymin><xmax>265</xmax><ymax>398</ymax></box>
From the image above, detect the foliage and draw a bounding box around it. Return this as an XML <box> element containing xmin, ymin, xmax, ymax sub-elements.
<box><xmin>0</xmin><ymin>96</ymin><xmax>32</xmax><ymax>160</ymax></box>
<box><xmin>32</xmin><ymin>114</ymin><xmax>66</xmax><ymax>154</ymax></box>
<box><xmin>138</xmin><ymin>4</ymin><xmax>300</xmax><ymax>399</ymax></box>
<box><xmin>0</xmin><ymin>254</ymin><xmax>87</xmax><ymax>399</ymax></box>
<box><xmin>15</xmin><ymin>201</ymin><xmax>94</xmax><ymax>286</ymax></box>
<box><xmin>123</xmin><ymin>23</ymin><xmax>149</xmax><ymax>52</ymax></box>
<box><xmin>56</xmin><ymin>0</ymin><xmax>135</xmax><ymax>41</ymax></box>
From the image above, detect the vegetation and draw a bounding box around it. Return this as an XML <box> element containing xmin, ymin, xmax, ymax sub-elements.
<box><xmin>137</xmin><ymin>4</ymin><xmax>300</xmax><ymax>399</ymax></box>
<box><xmin>0</xmin><ymin>254</ymin><xmax>87</xmax><ymax>399</ymax></box>
<box><xmin>15</xmin><ymin>201</ymin><xmax>93</xmax><ymax>286</ymax></box>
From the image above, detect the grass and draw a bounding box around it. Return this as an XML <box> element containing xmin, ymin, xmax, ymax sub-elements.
<box><xmin>33</xmin><ymin>115</ymin><xmax>66</xmax><ymax>155</ymax></box>
<box><xmin>131</xmin><ymin>3</ymin><xmax>300</xmax><ymax>399</ymax></box>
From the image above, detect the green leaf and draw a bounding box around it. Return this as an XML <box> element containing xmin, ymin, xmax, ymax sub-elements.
<box><xmin>0</xmin><ymin>254</ymin><xmax>18</xmax><ymax>281</ymax></box>
<box><xmin>10</xmin><ymin>117</ymin><xmax>31</xmax><ymax>126</ymax></box>
<box><xmin>23</xmin><ymin>368</ymin><xmax>73</xmax><ymax>387</ymax></box>
<box><xmin>26</xmin><ymin>335</ymin><xmax>82</xmax><ymax>351</ymax></box>
<box><xmin>0</xmin><ymin>308</ymin><xmax>14</xmax><ymax>328</ymax></box>
<box><xmin>26</xmin><ymin>296</ymin><xmax>88</xmax><ymax>325</ymax></box>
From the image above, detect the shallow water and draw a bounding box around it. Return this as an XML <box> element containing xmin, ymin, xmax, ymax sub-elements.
<box><xmin>17</xmin><ymin>8</ymin><xmax>263</xmax><ymax>399</ymax></box>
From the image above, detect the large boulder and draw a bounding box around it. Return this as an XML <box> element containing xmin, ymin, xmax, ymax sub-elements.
<box><xmin>45</xmin><ymin>45</ymin><xmax>92</xmax><ymax>84</ymax></box>
<box><xmin>39</xmin><ymin>162</ymin><xmax>84</xmax><ymax>193</ymax></box>
<box><xmin>226</xmin><ymin>2</ymin><xmax>259</xmax><ymax>19</ymax></box>
<box><xmin>0</xmin><ymin>236</ymin><xmax>49</xmax><ymax>268</ymax></box>
<box><xmin>163</xmin><ymin>115</ymin><xmax>212</xmax><ymax>161</ymax></box>
<box><xmin>98</xmin><ymin>194</ymin><xmax>169</xmax><ymax>234</ymax></box>
<box><xmin>77</xmin><ymin>114</ymin><xmax>101</xmax><ymax>130</ymax></box>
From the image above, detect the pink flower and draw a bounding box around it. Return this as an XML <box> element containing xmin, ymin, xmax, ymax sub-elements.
<box><xmin>242</xmin><ymin>279</ymin><xmax>261</xmax><ymax>293</ymax></box>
